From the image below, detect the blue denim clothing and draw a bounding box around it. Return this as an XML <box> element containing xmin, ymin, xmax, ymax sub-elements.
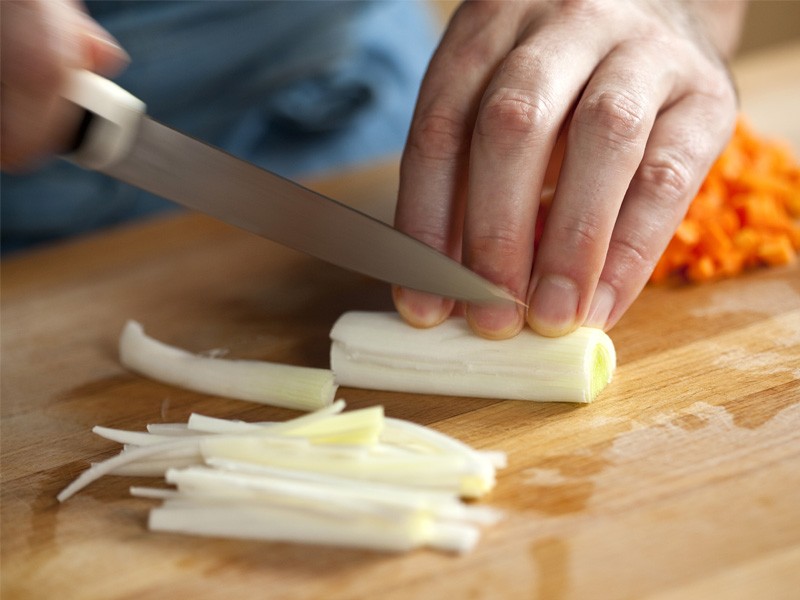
<box><xmin>1</xmin><ymin>0</ymin><xmax>439</xmax><ymax>252</ymax></box>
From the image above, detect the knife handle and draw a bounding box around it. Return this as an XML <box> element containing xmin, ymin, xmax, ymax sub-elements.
<box><xmin>61</xmin><ymin>69</ymin><xmax>146</xmax><ymax>171</ymax></box>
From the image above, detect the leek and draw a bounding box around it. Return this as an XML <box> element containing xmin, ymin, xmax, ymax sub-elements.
<box><xmin>330</xmin><ymin>311</ymin><xmax>616</xmax><ymax>403</ymax></box>
<box><xmin>58</xmin><ymin>402</ymin><xmax>504</xmax><ymax>554</ymax></box>
<box><xmin>120</xmin><ymin>320</ymin><xmax>337</xmax><ymax>411</ymax></box>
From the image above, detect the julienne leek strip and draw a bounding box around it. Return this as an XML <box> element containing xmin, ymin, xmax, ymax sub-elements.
<box><xmin>58</xmin><ymin>403</ymin><xmax>505</xmax><ymax>554</ymax></box>
<box><xmin>330</xmin><ymin>312</ymin><xmax>616</xmax><ymax>403</ymax></box>
<box><xmin>119</xmin><ymin>321</ymin><xmax>337</xmax><ymax>411</ymax></box>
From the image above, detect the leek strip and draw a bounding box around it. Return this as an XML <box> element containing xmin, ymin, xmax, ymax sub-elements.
<box><xmin>200</xmin><ymin>436</ymin><xmax>367</xmax><ymax>463</ymax></box>
<box><xmin>200</xmin><ymin>437</ymin><xmax>491</xmax><ymax>495</ymax></box>
<box><xmin>165</xmin><ymin>470</ymin><xmax>489</xmax><ymax>525</ymax></box>
<box><xmin>187</xmin><ymin>414</ymin><xmax>263</xmax><ymax>434</ymax></box>
<box><xmin>199</xmin><ymin>461</ymin><xmax>502</xmax><ymax>525</ymax></box>
<box><xmin>166</xmin><ymin>467</ymin><xmax>378</xmax><ymax>520</ymax></box>
<box><xmin>330</xmin><ymin>311</ymin><xmax>616</xmax><ymax>403</ymax></box>
<box><xmin>478</xmin><ymin>451</ymin><xmax>509</xmax><ymax>469</ymax></box>
<box><xmin>60</xmin><ymin>402</ymin><xmax>503</xmax><ymax>553</ymax></box>
<box><xmin>146</xmin><ymin>423</ymin><xmax>199</xmax><ymax>436</ymax></box>
<box><xmin>109</xmin><ymin>457</ymin><xmax>200</xmax><ymax>476</ymax></box>
<box><xmin>120</xmin><ymin>444</ymin><xmax>202</xmax><ymax>461</ymax></box>
<box><xmin>381</xmin><ymin>418</ymin><xmax>500</xmax><ymax>497</ymax></box>
<box><xmin>263</xmin><ymin>399</ymin><xmax>346</xmax><ymax>433</ymax></box>
<box><xmin>93</xmin><ymin>426</ymin><xmax>180</xmax><ymax>446</ymax></box>
<box><xmin>187</xmin><ymin>404</ymin><xmax>383</xmax><ymax>445</ymax></box>
<box><xmin>185</xmin><ymin>400</ymin><xmax>348</xmax><ymax>434</ymax></box>
<box><xmin>274</xmin><ymin>405</ymin><xmax>384</xmax><ymax>445</ymax></box>
<box><xmin>120</xmin><ymin>320</ymin><xmax>337</xmax><ymax>411</ymax></box>
<box><xmin>206</xmin><ymin>458</ymin><xmax>462</xmax><ymax>502</ymax></box>
<box><xmin>384</xmin><ymin>417</ymin><xmax>507</xmax><ymax>468</ymax></box>
<box><xmin>130</xmin><ymin>487</ymin><xmax>180</xmax><ymax>500</ymax></box>
<box><xmin>148</xmin><ymin>502</ymin><xmax>478</xmax><ymax>554</ymax></box>
<box><xmin>57</xmin><ymin>438</ymin><xmax>202</xmax><ymax>502</ymax></box>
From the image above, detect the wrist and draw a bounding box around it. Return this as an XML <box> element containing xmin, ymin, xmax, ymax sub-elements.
<box><xmin>684</xmin><ymin>0</ymin><xmax>748</xmax><ymax>59</ymax></box>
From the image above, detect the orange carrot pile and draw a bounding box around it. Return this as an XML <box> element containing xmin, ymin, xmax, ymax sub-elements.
<box><xmin>650</xmin><ymin>117</ymin><xmax>800</xmax><ymax>284</ymax></box>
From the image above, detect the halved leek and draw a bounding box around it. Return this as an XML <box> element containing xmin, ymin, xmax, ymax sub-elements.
<box><xmin>119</xmin><ymin>320</ymin><xmax>337</xmax><ymax>411</ymax></box>
<box><xmin>330</xmin><ymin>312</ymin><xmax>616</xmax><ymax>403</ymax></box>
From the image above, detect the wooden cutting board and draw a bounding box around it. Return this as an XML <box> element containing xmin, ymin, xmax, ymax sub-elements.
<box><xmin>2</xmin><ymin>44</ymin><xmax>799</xmax><ymax>600</ymax></box>
<box><xmin>3</xmin><ymin>185</ymin><xmax>798</xmax><ymax>600</ymax></box>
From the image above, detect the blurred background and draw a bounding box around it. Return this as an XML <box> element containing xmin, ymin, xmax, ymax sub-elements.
<box><xmin>737</xmin><ymin>0</ymin><xmax>800</xmax><ymax>55</ymax></box>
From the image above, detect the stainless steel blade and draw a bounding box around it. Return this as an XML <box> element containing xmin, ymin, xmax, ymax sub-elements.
<box><xmin>101</xmin><ymin>117</ymin><xmax>517</xmax><ymax>305</ymax></box>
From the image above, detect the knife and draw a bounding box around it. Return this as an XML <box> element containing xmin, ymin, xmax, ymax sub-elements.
<box><xmin>61</xmin><ymin>69</ymin><xmax>517</xmax><ymax>306</ymax></box>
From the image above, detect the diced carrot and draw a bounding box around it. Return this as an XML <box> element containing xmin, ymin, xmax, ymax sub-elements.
<box><xmin>687</xmin><ymin>255</ymin><xmax>716</xmax><ymax>282</ymax></box>
<box><xmin>675</xmin><ymin>220</ymin><xmax>701</xmax><ymax>245</ymax></box>
<box><xmin>733</xmin><ymin>227</ymin><xmax>760</xmax><ymax>255</ymax></box>
<box><xmin>757</xmin><ymin>235</ymin><xmax>796</xmax><ymax>266</ymax></box>
<box><xmin>699</xmin><ymin>221</ymin><xmax>733</xmax><ymax>260</ymax></box>
<box><xmin>718</xmin><ymin>251</ymin><xmax>744</xmax><ymax>277</ymax></box>
<box><xmin>741</xmin><ymin>193</ymin><xmax>788</xmax><ymax>230</ymax></box>
<box><xmin>718</xmin><ymin>207</ymin><xmax>741</xmax><ymax>236</ymax></box>
<box><xmin>787</xmin><ymin>191</ymin><xmax>800</xmax><ymax>218</ymax></box>
<box><xmin>650</xmin><ymin>116</ymin><xmax>800</xmax><ymax>284</ymax></box>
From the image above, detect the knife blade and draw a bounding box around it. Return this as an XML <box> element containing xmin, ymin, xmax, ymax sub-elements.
<box><xmin>63</xmin><ymin>70</ymin><xmax>517</xmax><ymax>306</ymax></box>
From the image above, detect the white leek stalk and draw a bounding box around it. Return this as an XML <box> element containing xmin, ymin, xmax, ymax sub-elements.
<box><xmin>119</xmin><ymin>321</ymin><xmax>337</xmax><ymax>411</ymax></box>
<box><xmin>330</xmin><ymin>312</ymin><xmax>616</xmax><ymax>403</ymax></box>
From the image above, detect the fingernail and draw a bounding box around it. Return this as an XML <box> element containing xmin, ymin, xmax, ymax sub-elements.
<box><xmin>585</xmin><ymin>282</ymin><xmax>616</xmax><ymax>329</ymax></box>
<box><xmin>89</xmin><ymin>32</ymin><xmax>132</xmax><ymax>65</ymax></box>
<box><xmin>393</xmin><ymin>286</ymin><xmax>449</xmax><ymax>328</ymax></box>
<box><xmin>528</xmin><ymin>275</ymin><xmax>579</xmax><ymax>336</ymax></box>
<box><xmin>466</xmin><ymin>301</ymin><xmax>524</xmax><ymax>340</ymax></box>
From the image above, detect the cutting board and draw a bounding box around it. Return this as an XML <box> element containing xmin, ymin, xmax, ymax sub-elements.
<box><xmin>2</xmin><ymin>193</ymin><xmax>799</xmax><ymax>599</ymax></box>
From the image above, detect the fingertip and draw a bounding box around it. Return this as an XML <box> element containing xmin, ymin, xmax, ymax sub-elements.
<box><xmin>76</xmin><ymin>6</ymin><xmax>130</xmax><ymax>73</ymax></box>
<box><xmin>527</xmin><ymin>316</ymin><xmax>580</xmax><ymax>338</ymax></box>
<box><xmin>584</xmin><ymin>281</ymin><xmax>616</xmax><ymax>330</ymax></box>
<box><xmin>85</xmin><ymin>30</ymin><xmax>130</xmax><ymax>74</ymax></box>
<box><xmin>392</xmin><ymin>286</ymin><xmax>453</xmax><ymax>329</ymax></box>
<box><xmin>465</xmin><ymin>303</ymin><xmax>524</xmax><ymax>340</ymax></box>
<box><xmin>526</xmin><ymin>274</ymin><xmax>580</xmax><ymax>337</ymax></box>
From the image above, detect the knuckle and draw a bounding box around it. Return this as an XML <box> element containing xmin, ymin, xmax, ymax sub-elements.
<box><xmin>637</xmin><ymin>148</ymin><xmax>696</xmax><ymax>202</ymax></box>
<box><xmin>608</xmin><ymin>233</ymin><xmax>655</xmax><ymax>273</ymax></box>
<box><xmin>407</xmin><ymin>106</ymin><xmax>468</xmax><ymax>162</ymax></box>
<box><xmin>476</xmin><ymin>86</ymin><xmax>554</xmax><ymax>148</ymax></box>
<box><xmin>555</xmin><ymin>214</ymin><xmax>604</xmax><ymax>255</ymax></box>
<box><xmin>575</xmin><ymin>89</ymin><xmax>648</xmax><ymax>148</ymax></box>
<box><xmin>400</xmin><ymin>223</ymin><xmax>454</xmax><ymax>256</ymax></box>
<box><xmin>444</xmin><ymin>32</ymin><xmax>496</xmax><ymax>76</ymax></box>
<box><xmin>700</xmin><ymin>74</ymin><xmax>738</xmax><ymax>112</ymax></box>
<box><xmin>469</xmin><ymin>225</ymin><xmax>526</xmax><ymax>265</ymax></box>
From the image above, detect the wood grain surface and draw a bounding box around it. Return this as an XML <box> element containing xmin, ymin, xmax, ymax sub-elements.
<box><xmin>2</xmin><ymin>43</ymin><xmax>799</xmax><ymax>600</ymax></box>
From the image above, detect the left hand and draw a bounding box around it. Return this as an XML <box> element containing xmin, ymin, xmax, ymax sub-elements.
<box><xmin>392</xmin><ymin>0</ymin><xmax>742</xmax><ymax>338</ymax></box>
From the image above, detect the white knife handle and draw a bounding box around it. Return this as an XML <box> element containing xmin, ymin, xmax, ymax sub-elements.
<box><xmin>61</xmin><ymin>69</ymin><xmax>146</xmax><ymax>170</ymax></box>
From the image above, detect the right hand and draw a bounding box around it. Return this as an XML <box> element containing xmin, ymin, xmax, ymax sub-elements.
<box><xmin>1</xmin><ymin>0</ymin><xmax>129</xmax><ymax>171</ymax></box>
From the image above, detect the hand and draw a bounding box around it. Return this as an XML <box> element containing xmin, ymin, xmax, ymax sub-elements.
<box><xmin>1</xmin><ymin>0</ymin><xmax>129</xmax><ymax>171</ymax></box>
<box><xmin>393</xmin><ymin>0</ymin><xmax>743</xmax><ymax>337</ymax></box>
